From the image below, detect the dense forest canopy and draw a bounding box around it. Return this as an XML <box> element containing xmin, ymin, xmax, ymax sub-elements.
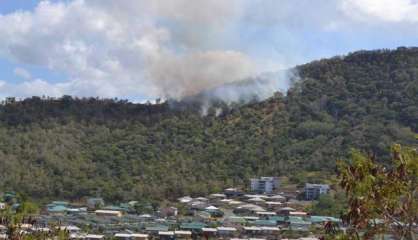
<box><xmin>0</xmin><ymin>47</ymin><xmax>417</xmax><ymax>202</ymax></box>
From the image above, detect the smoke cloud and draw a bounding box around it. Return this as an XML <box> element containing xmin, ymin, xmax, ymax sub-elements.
<box><xmin>0</xmin><ymin>0</ymin><xmax>261</xmax><ymax>101</ymax></box>
<box><xmin>0</xmin><ymin>0</ymin><xmax>415</xmax><ymax>102</ymax></box>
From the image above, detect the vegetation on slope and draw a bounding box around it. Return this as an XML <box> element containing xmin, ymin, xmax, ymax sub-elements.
<box><xmin>0</xmin><ymin>47</ymin><xmax>417</xmax><ymax>202</ymax></box>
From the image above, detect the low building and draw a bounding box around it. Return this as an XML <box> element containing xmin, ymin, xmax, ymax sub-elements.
<box><xmin>179</xmin><ymin>222</ymin><xmax>206</xmax><ymax>233</ymax></box>
<box><xmin>216</xmin><ymin>227</ymin><xmax>237</xmax><ymax>237</ymax></box>
<box><xmin>60</xmin><ymin>225</ymin><xmax>81</xmax><ymax>234</ymax></box>
<box><xmin>115</xmin><ymin>233</ymin><xmax>149</xmax><ymax>240</ymax></box>
<box><xmin>250</xmin><ymin>177</ymin><xmax>280</xmax><ymax>194</ymax></box>
<box><xmin>94</xmin><ymin>209</ymin><xmax>123</xmax><ymax>217</ymax></box>
<box><xmin>85</xmin><ymin>234</ymin><xmax>105</xmax><ymax>240</ymax></box>
<box><xmin>47</xmin><ymin>205</ymin><xmax>68</xmax><ymax>215</ymax></box>
<box><xmin>201</xmin><ymin>228</ymin><xmax>217</xmax><ymax>238</ymax></box>
<box><xmin>224</xmin><ymin>188</ymin><xmax>243</xmax><ymax>198</ymax></box>
<box><xmin>304</xmin><ymin>184</ymin><xmax>330</xmax><ymax>200</ymax></box>
<box><xmin>145</xmin><ymin>225</ymin><xmax>169</xmax><ymax>235</ymax></box>
<box><xmin>159</xmin><ymin>207</ymin><xmax>178</xmax><ymax>218</ymax></box>
<box><xmin>86</xmin><ymin>198</ymin><xmax>105</xmax><ymax>210</ymax></box>
<box><xmin>174</xmin><ymin>230</ymin><xmax>192</xmax><ymax>239</ymax></box>
<box><xmin>158</xmin><ymin>231</ymin><xmax>174</xmax><ymax>240</ymax></box>
<box><xmin>243</xmin><ymin>226</ymin><xmax>262</xmax><ymax>235</ymax></box>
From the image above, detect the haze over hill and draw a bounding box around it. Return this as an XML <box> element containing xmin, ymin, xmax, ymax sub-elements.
<box><xmin>0</xmin><ymin>48</ymin><xmax>417</xmax><ymax>201</ymax></box>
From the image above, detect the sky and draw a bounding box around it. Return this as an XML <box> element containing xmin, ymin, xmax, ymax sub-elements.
<box><xmin>0</xmin><ymin>0</ymin><xmax>418</xmax><ymax>102</ymax></box>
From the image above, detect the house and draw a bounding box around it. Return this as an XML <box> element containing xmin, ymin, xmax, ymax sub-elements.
<box><xmin>209</xmin><ymin>193</ymin><xmax>226</xmax><ymax>199</ymax></box>
<box><xmin>94</xmin><ymin>209</ymin><xmax>123</xmax><ymax>217</ymax></box>
<box><xmin>46</xmin><ymin>201</ymin><xmax>70</xmax><ymax>215</ymax></box>
<box><xmin>264</xmin><ymin>201</ymin><xmax>283</xmax><ymax>211</ymax></box>
<box><xmin>130</xmin><ymin>234</ymin><xmax>149</xmax><ymax>240</ymax></box>
<box><xmin>178</xmin><ymin>196</ymin><xmax>193</xmax><ymax>204</ymax></box>
<box><xmin>243</xmin><ymin>226</ymin><xmax>262</xmax><ymax>235</ymax></box>
<box><xmin>86</xmin><ymin>198</ymin><xmax>105</xmax><ymax>210</ymax></box>
<box><xmin>233</xmin><ymin>204</ymin><xmax>266</xmax><ymax>215</ymax></box>
<box><xmin>250</xmin><ymin>177</ymin><xmax>280</xmax><ymax>194</ymax></box>
<box><xmin>174</xmin><ymin>230</ymin><xmax>192</xmax><ymax>239</ymax></box>
<box><xmin>85</xmin><ymin>234</ymin><xmax>105</xmax><ymax>240</ymax></box>
<box><xmin>59</xmin><ymin>225</ymin><xmax>81</xmax><ymax>234</ymax></box>
<box><xmin>158</xmin><ymin>231</ymin><xmax>174</xmax><ymax>240</ymax></box>
<box><xmin>260</xmin><ymin>226</ymin><xmax>280</xmax><ymax>235</ymax></box>
<box><xmin>253</xmin><ymin>219</ymin><xmax>278</xmax><ymax>227</ymax></box>
<box><xmin>201</xmin><ymin>228</ymin><xmax>217</xmax><ymax>238</ymax></box>
<box><xmin>289</xmin><ymin>211</ymin><xmax>308</xmax><ymax>217</ymax></box>
<box><xmin>304</xmin><ymin>184</ymin><xmax>330</xmax><ymax>200</ymax></box>
<box><xmin>310</xmin><ymin>216</ymin><xmax>342</xmax><ymax>226</ymax></box>
<box><xmin>179</xmin><ymin>222</ymin><xmax>206</xmax><ymax>233</ymax></box>
<box><xmin>267</xmin><ymin>194</ymin><xmax>286</xmax><ymax>202</ymax></box>
<box><xmin>114</xmin><ymin>233</ymin><xmax>149</xmax><ymax>240</ymax></box>
<box><xmin>256</xmin><ymin>211</ymin><xmax>277</xmax><ymax>218</ymax></box>
<box><xmin>224</xmin><ymin>188</ymin><xmax>243</xmax><ymax>198</ymax></box>
<box><xmin>277</xmin><ymin>207</ymin><xmax>296</xmax><ymax>216</ymax></box>
<box><xmin>145</xmin><ymin>225</ymin><xmax>169</xmax><ymax>235</ymax></box>
<box><xmin>159</xmin><ymin>207</ymin><xmax>178</xmax><ymax>217</ymax></box>
<box><xmin>225</xmin><ymin>216</ymin><xmax>247</xmax><ymax>225</ymax></box>
<box><xmin>46</xmin><ymin>201</ymin><xmax>71</xmax><ymax>215</ymax></box>
<box><xmin>216</xmin><ymin>227</ymin><xmax>237</xmax><ymax>237</ymax></box>
<box><xmin>287</xmin><ymin>216</ymin><xmax>311</xmax><ymax>231</ymax></box>
<box><xmin>204</xmin><ymin>206</ymin><xmax>224</xmax><ymax>218</ymax></box>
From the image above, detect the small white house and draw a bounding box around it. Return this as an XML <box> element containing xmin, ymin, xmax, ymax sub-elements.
<box><xmin>94</xmin><ymin>209</ymin><xmax>123</xmax><ymax>217</ymax></box>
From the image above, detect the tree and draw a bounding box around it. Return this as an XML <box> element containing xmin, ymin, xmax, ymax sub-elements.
<box><xmin>337</xmin><ymin>144</ymin><xmax>417</xmax><ymax>239</ymax></box>
<box><xmin>309</xmin><ymin>192</ymin><xmax>347</xmax><ymax>217</ymax></box>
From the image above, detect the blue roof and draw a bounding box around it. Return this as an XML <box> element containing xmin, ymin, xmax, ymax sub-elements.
<box><xmin>287</xmin><ymin>216</ymin><xmax>311</xmax><ymax>225</ymax></box>
<box><xmin>269</xmin><ymin>216</ymin><xmax>286</xmax><ymax>222</ymax></box>
<box><xmin>146</xmin><ymin>225</ymin><xmax>169</xmax><ymax>231</ymax></box>
<box><xmin>48</xmin><ymin>205</ymin><xmax>68</xmax><ymax>212</ymax></box>
<box><xmin>254</xmin><ymin>220</ymin><xmax>277</xmax><ymax>226</ymax></box>
<box><xmin>310</xmin><ymin>216</ymin><xmax>342</xmax><ymax>223</ymax></box>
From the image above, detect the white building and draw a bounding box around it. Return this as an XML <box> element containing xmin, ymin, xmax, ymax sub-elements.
<box><xmin>304</xmin><ymin>183</ymin><xmax>330</xmax><ymax>200</ymax></box>
<box><xmin>250</xmin><ymin>177</ymin><xmax>279</xmax><ymax>194</ymax></box>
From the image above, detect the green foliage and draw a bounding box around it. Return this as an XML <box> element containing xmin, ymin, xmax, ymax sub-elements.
<box><xmin>337</xmin><ymin>144</ymin><xmax>418</xmax><ymax>239</ymax></box>
<box><xmin>0</xmin><ymin>48</ymin><xmax>417</xmax><ymax>202</ymax></box>
<box><xmin>308</xmin><ymin>192</ymin><xmax>347</xmax><ymax>217</ymax></box>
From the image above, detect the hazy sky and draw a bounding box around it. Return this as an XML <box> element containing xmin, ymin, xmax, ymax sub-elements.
<box><xmin>0</xmin><ymin>0</ymin><xmax>418</xmax><ymax>101</ymax></box>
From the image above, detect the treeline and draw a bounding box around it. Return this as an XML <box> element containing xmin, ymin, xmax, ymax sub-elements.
<box><xmin>0</xmin><ymin>47</ymin><xmax>417</xmax><ymax>202</ymax></box>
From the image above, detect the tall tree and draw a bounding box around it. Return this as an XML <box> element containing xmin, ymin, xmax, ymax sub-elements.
<box><xmin>337</xmin><ymin>144</ymin><xmax>417</xmax><ymax>239</ymax></box>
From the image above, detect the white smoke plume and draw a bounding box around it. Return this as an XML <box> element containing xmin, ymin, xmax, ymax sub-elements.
<box><xmin>0</xmin><ymin>0</ymin><xmax>411</xmax><ymax>102</ymax></box>
<box><xmin>0</xmin><ymin>0</ymin><xmax>261</xmax><ymax>101</ymax></box>
<box><xmin>191</xmin><ymin>69</ymin><xmax>296</xmax><ymax>115</ymax></box>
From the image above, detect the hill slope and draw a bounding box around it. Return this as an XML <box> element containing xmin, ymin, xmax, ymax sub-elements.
<box><xmin>0</xmin><ymin>48</ymin><xmax>417</xmax><ymax>201</ymax></box>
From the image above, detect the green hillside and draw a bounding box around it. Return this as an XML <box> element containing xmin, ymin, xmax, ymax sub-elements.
<box><xmin>0</xmin><ymin>48</ymin><xmax>417</xmax><ymax>202</ymax></box>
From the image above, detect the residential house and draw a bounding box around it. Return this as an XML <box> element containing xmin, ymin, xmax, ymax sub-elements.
<box><xmin>216</xmin><ymin>227</ymin><xmax>237</xmax><ymax>237</ymax></box>
<box><xmin>224</xmin><ymin>188</ymin><xmax>243</xmax><ymax>198</ymax></box>
<box><xmin>250</xmin><ymin>177</ymin><xmax>280</xmax><ymax>194</ymax></box>
<box><xmin>304</xmin><ymin>184</ymin><xmax>330</xmax><ymax>200</ymax></box>
<box><xmin>86</xmin><ymin>198</ymin><xmax>105</xmax><ymax>210</ymax></box>
<box><xmin>114</xmin><ymin>233</ymin><xmax>149</xmax><ymax>240</ymax></box>
<box><xmin>94</xmin><ymin>209</ymin><xmax>123</xmax><ymax>217</ymax></box>
<box><xmin>159</xmin><ymin>207</ymin><xmax>178</xmax><ymax>218</ymax></box>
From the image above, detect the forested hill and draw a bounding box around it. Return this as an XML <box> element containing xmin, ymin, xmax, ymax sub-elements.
<box><xmin>0</xmin><ymin>47</ymin><xmax>417</xmax><ymax>202</ymax></box>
